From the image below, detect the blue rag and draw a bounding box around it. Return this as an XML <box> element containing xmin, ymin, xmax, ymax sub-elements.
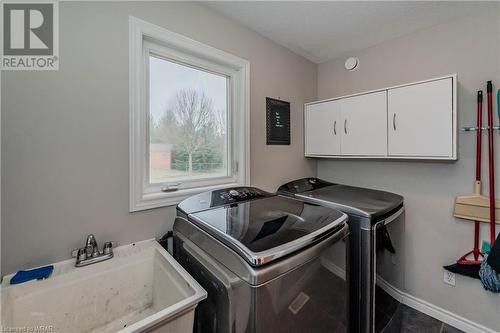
<box><xmin>10</xmin><ymin>265</ymin><xmax>54</xmax><ymax>285</ymax></box>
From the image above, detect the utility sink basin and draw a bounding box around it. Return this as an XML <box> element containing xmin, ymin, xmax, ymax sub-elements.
<box><xmin>1</xmin><ymin>239</ymin><xmax>207</xmax><ymax>333</ymax></box>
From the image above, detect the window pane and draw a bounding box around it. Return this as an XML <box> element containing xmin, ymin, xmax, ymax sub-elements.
<box><xmin>149</xmin><ymin>55</ymin><xmax>228</xmax><ymax>184</ymax></box>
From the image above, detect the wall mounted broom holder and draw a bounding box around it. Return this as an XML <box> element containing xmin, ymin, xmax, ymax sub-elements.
<box><xmin>461</xmin><ymin>126</ymin><xmax>500</xmax><ymax>131</ymax></box>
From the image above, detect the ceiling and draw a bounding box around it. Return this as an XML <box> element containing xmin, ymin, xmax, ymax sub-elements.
<box><xmin>205</xmin><ymin>1</ymin><xmax>495</xmax><ymax>64</ymax></box>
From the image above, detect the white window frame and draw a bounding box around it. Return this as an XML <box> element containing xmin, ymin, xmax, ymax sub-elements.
<box><xmin>129</xmin><ymin>16</ymin><xmax>250</xmax><ymax>212</ymax></box>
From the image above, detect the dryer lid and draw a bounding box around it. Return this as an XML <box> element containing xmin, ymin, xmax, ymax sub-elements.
<box><xmin>188</xmin><ymin>195</ymin><xmax>347</xmax><ymax>266</ymax></box>
<box><xmin>278</xmin><ymin>178</ymin><xmax>404</xmax><ymax>221</ymax></box>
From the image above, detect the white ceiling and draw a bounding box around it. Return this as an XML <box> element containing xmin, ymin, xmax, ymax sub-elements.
<box><xmin>205</xmin><ymin>1</ymin><xmax>495</xmax><ymax>64</ymax></box>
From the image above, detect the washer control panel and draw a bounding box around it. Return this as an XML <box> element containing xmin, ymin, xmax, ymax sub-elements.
<box><xmin>177</xmin><ymin>187</ymin><xmax>273</xmax><ymax>214</ymax></box>
<box><xmin>213</xmin><ymin>187</ymin><xmax>268</xmax><ymax>206</ymax></box>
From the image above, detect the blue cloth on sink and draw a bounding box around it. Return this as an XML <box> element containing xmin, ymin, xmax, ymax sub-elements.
<box><xmin>10</xmin><ymin>265</ymin><xmax>54</xmax><ymax>285</ymax></box>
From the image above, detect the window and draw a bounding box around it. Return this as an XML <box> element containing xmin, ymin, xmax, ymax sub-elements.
<box><xmin>130</xmin><ymin>17</ymin><xmax>249</xmax><ymax>211</ymax></box>
<box><xmin>148</xmin><ymin>55</ymin><xmax>229</xmax><ymax>184</ymax></box>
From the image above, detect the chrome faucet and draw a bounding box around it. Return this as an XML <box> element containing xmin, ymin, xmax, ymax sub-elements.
<box><xmin>72</xmin><ymin>234</ymin><xmax>115</xmax><ymax>267</ymax></box>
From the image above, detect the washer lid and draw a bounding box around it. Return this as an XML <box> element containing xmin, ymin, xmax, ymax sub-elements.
<box><xmin>188</xmin><ymin>195</ymin><xmax>347</xmax><ymax>266</ymax></box>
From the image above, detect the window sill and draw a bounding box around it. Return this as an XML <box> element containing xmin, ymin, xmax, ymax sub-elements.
<box><xmin>130</xmin><ymin>181</ymin><xmax>244</xmax><ymax>212</ymax></box>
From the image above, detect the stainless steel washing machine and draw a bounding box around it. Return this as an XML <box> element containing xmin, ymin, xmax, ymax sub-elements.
<box><xmin>277</xmin><ymin>178</ymin><xmax>404</xmax><ymax>333</ymax></box>
<box><xmin>173</xmin><ymin>186</ymin><xmax>349</xmax><ymax>333</ymax></box>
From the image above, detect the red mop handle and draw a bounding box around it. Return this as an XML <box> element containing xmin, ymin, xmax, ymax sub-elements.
<box><xmin>475</xmin><ymin>91</ymin><xmax>483</xmax><ymax>254</ymax></box>
<box><xmin>487</xmin><ymin>81</ymin><xmax>496</xmax><ymax>245</ymax></box>
<box><xmin>477</xmin><ymin>91</ymin><xmax>483</xmax><ymax>180</ymax></box>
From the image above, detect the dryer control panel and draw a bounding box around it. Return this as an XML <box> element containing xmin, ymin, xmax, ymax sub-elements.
<box><xmin>277</xmin><ymin>178</ymin><xmax>335</xmax><ymax>195</ymax></box>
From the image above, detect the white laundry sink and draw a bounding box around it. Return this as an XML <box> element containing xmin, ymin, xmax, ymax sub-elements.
<box><xmin>1</xmin><ymin>239</ymin><xmax>206</xmax><ymax>333</ymax></box>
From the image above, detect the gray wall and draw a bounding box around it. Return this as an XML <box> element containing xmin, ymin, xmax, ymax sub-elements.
<box><xmin>1</xmin><ymin>2</ymin><xmax>317</xmax><ymax>275</ymax></box>
<box><xmin>317</xmin><ymin>9</ymin><xmax>500</xmax><ymax>331</ymax></box>
<box><xmin>4</xmin><ymin>2</ymin><xmax>499</xmax><ymax>330</ymax></box>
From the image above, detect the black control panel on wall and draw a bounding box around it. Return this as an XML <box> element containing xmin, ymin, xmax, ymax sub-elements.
<box><xmin>266</xmin><ymin>97</ymin><xmax>290</xmax><ymax>145</ymax></box>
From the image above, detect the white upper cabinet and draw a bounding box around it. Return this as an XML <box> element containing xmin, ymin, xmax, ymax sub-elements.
<box><xmin>305</xmin><ymin>100</ymin><xmax>341</xmax><ymax>155</ymax></box>
<box><xmin>388</xmin><ymin>78</ymin><xmax>454</xmax><ymax>158</ymax></box>
<box><xmin>340</xmin><ymin>91</ymin><xmax>387</xmax><ymax>156</ymax></box>
<box><xmin>304</xmin><ymin>74</ymin><xmax>457</xmax><ymax>160</ymax></box>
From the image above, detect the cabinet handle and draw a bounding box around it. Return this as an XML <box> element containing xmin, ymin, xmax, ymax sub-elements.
<box><xmin>393</xmin><ymin>113</ymin><xmax>397</xmax><ymax>131</ymax></box>
<box><xmin>334</xmin><ymin>121</ymin><xmax>337</xmax><ymax>135</ymax></box>
<box><xmin>344</xmin><ymin>119</ymin><xmax>348</xmax><ymax>134</ymax></box>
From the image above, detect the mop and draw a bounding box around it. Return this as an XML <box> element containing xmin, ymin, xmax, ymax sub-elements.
<box><xmin>480</xmin><ymin>235</ymin><xmax>500</xmax><ymax>292</ymax></box>
<box><xmin>445</xmin><ymin>91</ymin><xmax>485</xmax><ymax>278</ymax></box>
<box><xmin>479</xmin><ymin>86</ymin><xmax>500</xmax><ymax>292</ymax></box>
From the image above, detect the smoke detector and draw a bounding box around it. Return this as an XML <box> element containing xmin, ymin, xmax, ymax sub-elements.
<box><xmin>344</xmin><ymin>57</ymin><xmax>359</xmax><ymax>71</ymax></box>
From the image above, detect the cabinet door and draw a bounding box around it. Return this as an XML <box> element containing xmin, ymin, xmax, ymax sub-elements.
<box><xmin>340</xmin><ymin>91</ymin><xmax>388</xmax><ymax>156</ymax></box>
<box><xmin>388</xmin><ymin>78</ymin><xmax>453</xmax><ymax>157</ymax></box>
<box><xmin>305</xmin><ymin>100</ymin><xmax>341</xmax><ymax>155</ymax></box>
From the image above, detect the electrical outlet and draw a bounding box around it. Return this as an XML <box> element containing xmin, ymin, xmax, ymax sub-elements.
<box><xmin>443</xmin><ymin>271</ymin><xmax>456</xmax><ymax>286</ymax></box>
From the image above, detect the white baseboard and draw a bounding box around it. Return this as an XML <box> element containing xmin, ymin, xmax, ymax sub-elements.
<box><xmin>321</xmin><ymin>260</ymin><xmax>496</xmax><ymax>333</ymax></box>
<box><xmin>376</xmin><ymin>277</ymin><xmax>497</xmax><ymax>333</ymax></box>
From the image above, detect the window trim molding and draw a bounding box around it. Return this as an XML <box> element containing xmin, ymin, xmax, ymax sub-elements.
<box><xmin>129</xmin><ymin>16</ymin><xmax>250</xmax><ymax>212</ymax></box>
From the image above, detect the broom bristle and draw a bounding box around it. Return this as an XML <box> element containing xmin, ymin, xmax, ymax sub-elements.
<box><xmin>443</xmin><ymin>263</ymin><xmax>480</xmax><ymax>279</ymax></box>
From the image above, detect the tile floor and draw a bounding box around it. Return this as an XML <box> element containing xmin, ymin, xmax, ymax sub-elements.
<box><xmin>381</xmin><ymin>304</ymin><xmax>465</xmax><ymax>333</ymax></box>
<box><xmin>375</xmin><ymin>285</ymin><xmax>464</xmax><ymax>333</ymax></box>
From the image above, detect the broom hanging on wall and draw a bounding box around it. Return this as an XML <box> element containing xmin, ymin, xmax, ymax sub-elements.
<box><xmin>444</xmin><ymin>91</ymin><xmax>486</xmax><ymax>278</ymax></box>
<box><xmin>446</xmin><ymin>82</ymin><xmax>500</xmax><ymax>278</ymax></box>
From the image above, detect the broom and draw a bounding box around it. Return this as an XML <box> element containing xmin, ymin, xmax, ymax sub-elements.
<box><xmin>479</xmin><ymin>86</ymin><xmax>500</xmax><ymax>292</ymax></box>
<box><xmin>444</xmin><ymin>91</ymin><xmax>485</xmax><ymax>278</ymax></box>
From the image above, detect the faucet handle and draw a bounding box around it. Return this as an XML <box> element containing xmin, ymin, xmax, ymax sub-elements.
<box><xmin>77</xmin><ymin>248</ymin><xmax>87</xmax><ymax>261</ymax></box>
<box><xmin>105</xmin><ymin>241</ymin><xmax>117</xmax><ymax>248</ymax></box>
<box><xmin>71</xmin><ymin>248</ymin><xmax>87</xmax><ymax>261</ymax></box>
<box><xmin>103</xmin><ymin>242</ymin><xmax>115</xmax><ymax>255</ymax></box>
